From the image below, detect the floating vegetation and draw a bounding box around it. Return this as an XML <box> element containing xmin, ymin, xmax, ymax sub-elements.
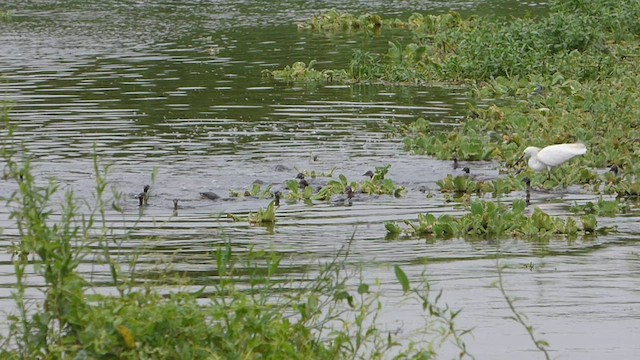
<box><xmin>570</xmin><ymin>199</ymin><xmax>631</xmax><ymax>217</ymax></box>
<box><xmin>360</xmin><ymin>164</ymin><xmax>406</xmax><ymax>196</ymax></box>
<box><xmin>436</xmin><ymin>174</ymin><xmax>522</xmax><ymax>196</ymax></box>
<box><xmin>402</xmin><ymin>117</ymin><xmax>500</xmax><ymax>161</ymax></box>
<box><xmin>517</xmin><ymin>166</ymin><xmax>602</xmax><ymax>191</ymax></box>
<box><xmin>284</xmin><ymin>178</ymin><xmax>315</xmax><ymax>202</ymax></box>
<box><xmin>279</xmin><ymin>165</ymin><xmax>405</xmax><ymax>203</ymax></box>
<box><xmin>227</xmin><ymin>199</ymin><xmax>278</xmax><ymax>226</ymax></box>
<box><xmin>435</xmin><ymin>169</ymin><xmax>600</xmax><ymax>198</ymax></box>
<box><xmin>248</xmin><ymin>200</ymin><xmax>278</xmax><ymax>225</ymax></box>
<box><xmin>610</xmin><ymin>179</ymin><xmax>640</xmax><ymax>199</ymax></box>
<box><xmin>228</xmin><ymin>190</ymin><xmax>281</xmax><ymax>225</ymax></box>
<box><xmin>262</xmin><ymin>60</ymin><xmax>350</xmax><ymax>82</ymax></box>
<box><xmin>297</xmin><ymin>9</ymin><xmax>383</xmax><ymax>32</ymax></box>
<box><xmin>270</xmin><ymin>1</ymin><xmax>640</xmax><ymax>191</ymax></box>
<box><xmin>386</xmin><ymin>199</ymin><xmax>613</xmax><ymax>239</ymax></box>
<box><xmin>229</xmin><ymin>182</ymin><xmax>273</xmax><ymax>198</ymax></box>
<box><xmin>312</xmin><ymin>174</ymin><xmax>354</xmax><ymax>201</ymax></box>
<box><xmin>295</xmin><ymin>168</ymin><xmax>336</xmax><ymax>179</ymax></box>
<box><xmin>296</xmin><ymin>9</ymin><xmax>466</xmax><ymax>35</ymax></box>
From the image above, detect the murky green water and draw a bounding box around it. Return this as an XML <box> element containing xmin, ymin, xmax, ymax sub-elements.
<box><xmin>1</xmin><ymin>1</ymin><xmax>639</xmax><ymax>359</ymax></box>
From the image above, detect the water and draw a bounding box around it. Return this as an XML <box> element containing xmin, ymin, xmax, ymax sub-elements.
<box><xmin>1</xmin><ymin>1</ymin><xmax>639</xmax><ymax>359</ymax></box>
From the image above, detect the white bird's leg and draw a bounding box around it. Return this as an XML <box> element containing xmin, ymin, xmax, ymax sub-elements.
<box><xmin>523</xmin><ymin>177</ymin><xmax>531</xmax><ymax>205</ymax></box>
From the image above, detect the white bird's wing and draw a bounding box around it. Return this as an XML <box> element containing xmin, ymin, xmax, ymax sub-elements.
<box><xmin>537</xmin><ymin>143</ymin><xmax>587</xmax><ymax>166</ymax></box>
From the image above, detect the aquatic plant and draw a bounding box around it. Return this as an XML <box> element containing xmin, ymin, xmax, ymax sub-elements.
<box><xmin>611</xmin><ymin>179</ymin><xmax>640</xmax><ymax>199</ymax></box>
<box><xmin>229</xmin><ymin>182</ymin><xmax>273</xmax><ymax>198</ymax></box>
<box><xmin>403</xmin><ymin>117</ymin><xmax>498</xmax><ymax>161</ymax></box>
<box><xmin>519</xmin><ymin>166</ymin><xmax>600</xmax><ymax>191</ymax></box>
<box><xmin>570</xmin><ymin>199</ymin><xmax>631</xmax><ymax>217</ymax></box>
<box><xmin>262</xmin><ymin>60</ymin><xmax>350</xmax><ymax>82</ymax></box>
<box><xmin>360</xmin><ymin>164</ymin><xmax>406</xmax><ymax>197</ymax></box>
<box><xmin>284</xmin><ymin>178</ymin><xmax>314</xmax><ymax>201</ymax></box>
<box><xmin>296</xmin><ymin>9</ymin><xmax>467</xmax><ymax>35</ymax></box>
<box><xmin>273</xmin><ymin>1</ymin><xmax>640</xmax><ymax>192</ymax></box>
<box><xmin>248</xmin><ymin>199</ymin><xmax>278</xmax><ymax>225</ymax></box>
<box><xmin>279</xmin><ymin>165</ymin><xmax>405</xmax><ymax>203</ymax></box>
<box><xmin>437</xmin><ymin>174</ymin><xmax>484</xmax><ymax>195</ymax></box>
<box><xmin>297</xmin><ymin>9</ymin><xmax>383</xmax><ymax>32</ymax></box>
<box><xmin>312</xmin><ymin>174</ymin><xmax>354</xmax><ymax>201</ymax></box>
<box><xmin>386</xmin><ymin>199</ymin><xmax>611</xmax><ymax>239</ymax></box>
<box><xmin>295</xmin><ymin>168</ymin><xmax>336</xmax><ymax>179</ymax></box>
<box><xmin>436</xmin><ymin>171</ymin><xmax>527</xmax><ymax>198</ymax></box>
<box><xmin>225</xmin><ymin>198</ymin><xmax>278</xmax><ymax>226</ymax></box>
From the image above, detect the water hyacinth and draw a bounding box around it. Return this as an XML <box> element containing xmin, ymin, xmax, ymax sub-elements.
<box><xmin>386</xmin><ymin>199</ymin><xmax>613</xmax><ymax>240</ymax></box>
<box><xmin>268</xmin><ymin>1</ymin><xmax>640</xmax><ymax>191</ymax></box>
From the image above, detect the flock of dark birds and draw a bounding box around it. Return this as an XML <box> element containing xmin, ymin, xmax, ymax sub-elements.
<box><xmin>135</xmin><ymin>170</ymin><xmax>358</xmax><ymax>212</ymax></box>
<box><xmin>133</xmin><ymin>142</ymin><xmax>618</xmax><ymax>212</ymax></box>
<box><xmin>132</xmin><ymin>166</ymin><xmax>522</xmax><ymax>213</ymax></box>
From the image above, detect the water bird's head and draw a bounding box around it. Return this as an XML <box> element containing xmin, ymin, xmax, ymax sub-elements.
<box><xmin>362</xmin><ymin>170</ymin><xmax>374</xmax><ymax>179</ymax></box>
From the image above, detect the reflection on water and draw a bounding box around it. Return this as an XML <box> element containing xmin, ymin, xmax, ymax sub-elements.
<box><xmin>0</xmin><ymin>1</ymin><xmax>639</xmax><ymax>359</ymax></box>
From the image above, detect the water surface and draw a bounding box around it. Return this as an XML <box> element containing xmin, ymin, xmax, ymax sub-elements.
<box><xmin>1</xmin><ymin>1</ymin><xmax>639</xmax><ymax>359</ymax></box>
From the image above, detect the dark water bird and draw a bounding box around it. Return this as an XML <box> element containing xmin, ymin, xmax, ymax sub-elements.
<box><xmin>460</xmin><ymin>166</ymin><xmax>492</xmax><ymax>182</ymax></box>
<box><xmin>273</xmin><ymin>191</ymin><xmax>281</xmax><ymax>207</ymax></box>
<box><xmin>523</xmin><ymin>177</ymin><xmax>531</xmax><ymax>205</ymax></box>
<box><xmin>516</xmin><ymin>143</ymin><xmax>587</xmax><ymax>180</ymax></box>
<box><xmin>346</xmin><ymin>186</ymin><xmax>355</xmax><ymax>201</ymax></box>
<box><xmin>332</xmin><ymin>186</ymin><xmax>355</xmax><ymax>206</ymax></box>
<box><xmin>363</xmin><ymin>170</ymin><xmax>374</xmax><ymax>179</ymax></box>
<box><xmin>135</xmin><ymin>185</ymin><xmax>150</xmax><ymax>206</ymax></box>
<box><xmin>296</xmin><ymin>172</ymin><xmax>309</xmax><ymax>189</ymax></box>
<box><xmin>173</xmin><ymin>199</ymin><xmax>180</xmax><ymax>210</ymax></box>
<box><xmin>461</xmin><ymin>167</ymin><xmax>482</xmax><ymax>181</ymax></box>
<box><xmin>530</xmin><ymin>84</ymin><xmax>545</xmax><ymax>97</ymax></box>
<box><xmin>200</xmin><ymin>191</ymin><xmax>220</xmax><ymax>200</ymax></box>
<box><xmin>604</xmin><ymin>165</ymin><xmax>620</xmax><ymax>185</ymax></box>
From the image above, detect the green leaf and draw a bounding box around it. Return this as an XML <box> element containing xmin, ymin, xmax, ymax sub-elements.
<box><xmin>339</xmin><ymin>174</ymin><xmax>347</xmax><ymax>185</ymax></box>
<box><xmin>334</xmin><ymin>290</ymin><xmax>354</xmax><ymax>307</ymax></box>
<box><xmin>385</xmin><ymin>222</ymin><xmax>401</xmax><ymax>234</ymax></box>
<box><xmin>394</xmin><ymin>265</ymin><xmax>410</xmax><ymax>293</ymax></box>
<box><xmin>286</xmin><ymin>179</ymin><xmax>299</xmax><ymax>192</ymax></box>
<box><xmin>470</xmin><ymin>200</ymin><xmax>484</xmax><ymax>216</ymax></box>
<box><xmin>512</xmin><ymin>199</ymin><xmax>526</xmax><ymax>213</ymax></box>
<box><xmin>357</xmin><ymin>283</ymin><xmax>370</xmax><ymax>294</ymax></box>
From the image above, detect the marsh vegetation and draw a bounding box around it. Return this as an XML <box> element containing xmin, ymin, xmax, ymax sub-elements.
<box><xmin>268</xmin><ymin>0</ymin><xmax>640</xmax><ymax>245</ymax></box>
<box><xmin>273</xmin><ymin>1</ymin><xmax>639</xmax><ymax>181</ymax></box>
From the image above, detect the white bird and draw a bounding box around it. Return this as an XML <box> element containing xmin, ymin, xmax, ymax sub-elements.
<box><xmin>518</xmin><ymin>143</ymin><xmax>587</xmax><ymax>179</ymax></box>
